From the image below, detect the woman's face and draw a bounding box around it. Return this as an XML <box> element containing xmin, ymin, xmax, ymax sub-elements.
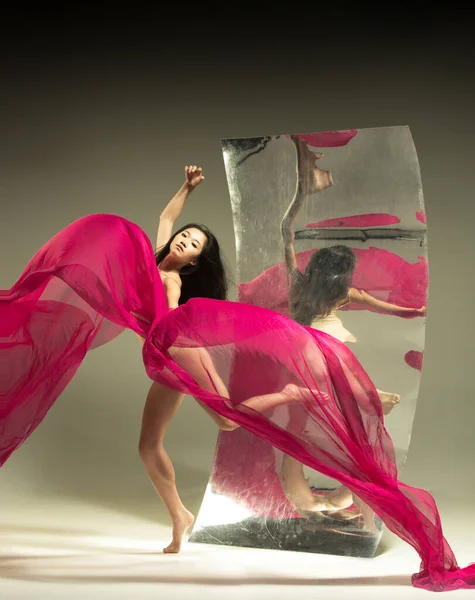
<box><xmin>170</xmin><ymin>228</ymin><xmax>208</xmax><ymax>266</ymax></box>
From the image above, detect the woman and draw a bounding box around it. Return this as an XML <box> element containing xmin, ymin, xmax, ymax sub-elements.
<box><xmin>133</xmin><ymin>165</ymin><xmax>238</xmax><ymax>553</ymax></box>
<box><xmin>1</xmin><ymin>163</ymin><xmax>474</xmax><ymax>591</ymax></box>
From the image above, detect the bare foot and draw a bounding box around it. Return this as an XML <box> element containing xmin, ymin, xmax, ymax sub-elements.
<box><xmin>281</xmin><ymin>383</ymin><xmax>329</xmax><ymax>406</ymax></box>
<box><xmin>377</xmin><ymin>390</ymin><xmax>400</xmax><ymax>415</ymax></box>
<box><xmin>281</xmin><ymin>383</ymin><xmax>303</xmax><ymax>401</ymax></box>
<box><xmin>163</xmin><ymin>509</ymin><xmax>195</xmax><ymax>554</ymax></box>
<box><xmin>321</xmin><ymin>487</ymin><xmax>360</xmax><ymax>520</ymax></box>
<box><xmin>282</xmin><ymin>478</ymin><xmax>332</xmax><ymax>514</ymax></box>
<box><xmin>325</xmin><ymin>508</ymin><xmax>362</xmax><ymax>521</ymax></box>
<box><xmin>298</xmin><ymin>502</ymin><xmax>361</xmax><ymax>522</ymax></box>
<box><xmin>286</xmin><ymin>487</ymin><xmax>354</xmax><ymax>515</ymax></box>
<box><xmin>325</xmin><ymin>485</ymin><xmax>354</xmax><ymax>508</ymax></box>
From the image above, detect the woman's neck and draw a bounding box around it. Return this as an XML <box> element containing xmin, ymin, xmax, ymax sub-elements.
<box><xmin>158</xmin><ymin>255</ymin><xmax>181</xmax><ymax>273</ymax></box>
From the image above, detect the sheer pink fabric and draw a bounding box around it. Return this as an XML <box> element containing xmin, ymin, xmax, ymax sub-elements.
<box><xmin>405</xmin><ymin>350</ymin><xmax>424</xmax><ymax>372</ymax></box>
<box><xmin>212</xmin><ymin>424</ymin><xmax>330</xmax><ymax>520</ymax></box>
<box><xmin>417</xmin><ymin>211</ymin><xmax>427</xmax><ymax>224</ymax></box>
<box><xmin>237</xmin><ymin>246</ymin><xmax>427</xmax><ymax>374</ymax></box>
<box><xmin>1</xmin><ymin>214</ymin><xmax>473</xmax><ymax>591</ymax></box>
<box><xmin>306</xmin><ymin>213</ymin><xmax>401</xmax><ymax>228</ymax></box>
<box><xmin>290</xmin><ymin>130</ymin><xmax>358</xmax><ymax>147</ymax></box>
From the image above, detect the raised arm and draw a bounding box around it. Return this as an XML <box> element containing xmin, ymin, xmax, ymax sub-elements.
<box><xmin>156</xmin><ymin>165</ymin><xmax>205</xmax><ymax>250</ymax></box>
<box><xmin>349</xmin><ymin>288</ymin><xmax>426</xmax><ymax>316</ymax></box>
<box><xmin>281</xmin><ymin>138</ymin><xmax>307</xmax><ymax>276</ymax></box>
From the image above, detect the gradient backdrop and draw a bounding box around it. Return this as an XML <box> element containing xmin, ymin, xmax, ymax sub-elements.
<box><xmin>0</xmin><ymin>14</ymin><xmax>474</xmax><ymax>571</ymax></box>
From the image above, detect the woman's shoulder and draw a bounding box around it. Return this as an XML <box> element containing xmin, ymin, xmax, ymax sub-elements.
<box><xmin>159</xmin><ymin>270</ymin><xmax>182</xmax><ymax>287</ymax></box>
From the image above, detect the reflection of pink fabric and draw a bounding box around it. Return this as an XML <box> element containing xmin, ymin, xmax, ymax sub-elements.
<box><xmin>212</xmin><ymin>426</ymin><xmax>345</xmax><ymax>519</ymax></box>
<box><xmin>212</xmin><ymin>427</ymin><xmax>300</xmax><ymax>519</ymax></box>
<box><xmin>2</xmin><ymin>213</ymin><xmax>473</xmax><ymax>591</ymax></box>
<box><xmin>307</xmin><ymin>213</ymin><xmax>401</xmax><ymax>228</ymax></box>
<box><xmin>291</xmin><ymin>130</ymin><xmax>358</xmax><ymax>147</ymax></box>
<box><xmin>237</xmin><ymin>248</ymin><xmax>428</xmax><ymax>317</ymax></box>
<box><xmin>405</xmin><ymin>350</ymin><xmax>424</xmax><ymax>371</ymax></box>
<box><xmin>217</xmin><ymin>247</ymin><xmax>427</xmax><ymax>523</ymax></box>
<box><xmin>416</xmin><ymin>211</ymin><xmax>427</xmax><ymax>224</ymax></box>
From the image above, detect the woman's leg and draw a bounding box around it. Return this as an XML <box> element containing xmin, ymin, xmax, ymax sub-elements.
<box><xmin>279</xmin><ymin>401</ymin><xmax>357</xmax><ymax>518</ymax></box>
<box><xmin>170</xmin><ymin>346</ymin><xmax>240</xmax><ymax>431</ymax></box>
<box><xmin>168</xmin><ymin>348</ymin><xmax>379</xmax><ymax>529</ymax></box>
<box><xmin>170</xmin><ymin>348</ymin><xmax>321</xmax><ymax>427</ymax></box>
<box><xmin>138</xmin><ymin>381</ymin><xmax>194</xmax><ymax>553</ymax></box>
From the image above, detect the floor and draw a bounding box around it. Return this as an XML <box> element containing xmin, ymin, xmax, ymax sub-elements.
<box><xmin>1</xmin><ymin>494</ymin><xmax>473</xmax><ymax>599</ymax></box>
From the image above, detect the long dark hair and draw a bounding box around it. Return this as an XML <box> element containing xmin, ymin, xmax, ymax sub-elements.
<box><xmin>155</xmin><ymin>223</ymin><xmax>228</xmax><ymax>304</ymax></box>
<box><xmin>293</xmin><ymin>245</ymin><xmax>356</xmax><ymax>325</ymax></box>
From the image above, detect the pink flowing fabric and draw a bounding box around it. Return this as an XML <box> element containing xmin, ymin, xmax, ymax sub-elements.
<box><xmin>211</xmin><ymin>424</ymin><xmax>355</xmax><ymax>520</ymax></box>
<box><xmin>289</xmin><ymin>130</ymin><xmax>358</xmax><ymax>147</ymax></box>
<box><xmin>1</xmin><ymin>214</ymin><xmax>473</xmax><ymax>591</ymax></box>
<box><xmin>405</xmin><ymin>350</ymin><xmax>424</xmax><ymax>372</ymax></box>
<box><xmin>306</xmin><ymin>213</ymin><xmax>401</xmax><ymax>228</ymax></box>
<box><xmin>417</xmin><ymin>211</ymin><xmax>427</xmax><ymax>224</ymax></box>
<box><xmin>211</xmin><ymin>426</ymin><xmax>302</xmax><ymax>519</ymax></box>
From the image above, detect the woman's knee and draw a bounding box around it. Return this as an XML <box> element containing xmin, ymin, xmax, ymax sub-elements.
<box><xmin>219</xmin><ymin>419</ymin><xmax>239</xmax><ymax>432</ymax></box>
<box><xmin>138</xmin><ymin>436</ymin><xmax>162</xmax><ymax>462</ymax></box>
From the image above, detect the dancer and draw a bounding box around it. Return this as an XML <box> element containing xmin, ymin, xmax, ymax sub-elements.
<box><xmin>132</xmin><ymin>165</ymin><xmax>237</xmax><ymax>552</ymax></box>
<box><xmin>1</xmin><ymin>164</ymin><xmax>473</xmax><ymax>591</ymax></box>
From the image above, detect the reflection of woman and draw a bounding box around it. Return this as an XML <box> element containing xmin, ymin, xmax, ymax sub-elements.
<box><xmin>294</xmin><ymin>244</ymin><xmax>425</xmax><ymax>410</ymax></box>
<box><xmin>275</xmin><ymin>136</ymin><xmax>426</xmax><ymax>525</ymax></box>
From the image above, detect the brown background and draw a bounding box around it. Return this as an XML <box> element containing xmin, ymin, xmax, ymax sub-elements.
<box><xmin>1</xmin><ymin>36</ymin><xmax>473</xmax><ymax>527</ymax></box>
